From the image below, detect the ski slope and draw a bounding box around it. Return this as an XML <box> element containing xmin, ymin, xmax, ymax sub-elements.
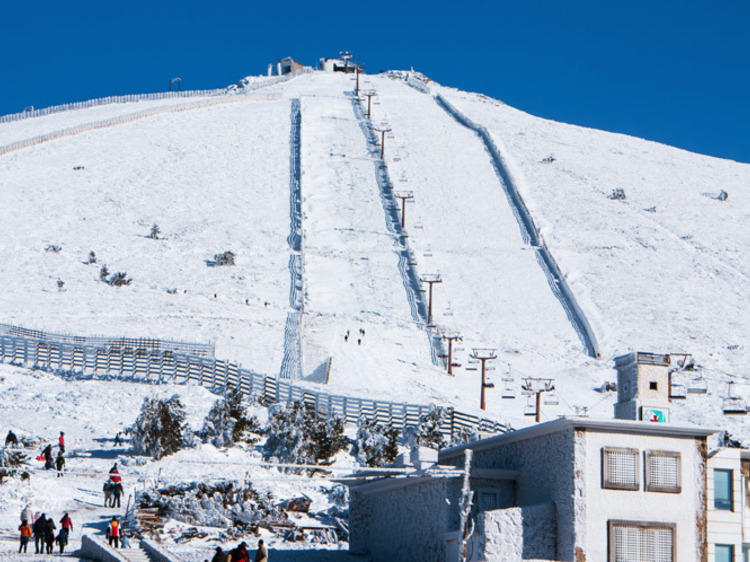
<box><xmin>1</xmin><ymin>69</ymin><xmax>750</xmax><ymax>428</ymax></box>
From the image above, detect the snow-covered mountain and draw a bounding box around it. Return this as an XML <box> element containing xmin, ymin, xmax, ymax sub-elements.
<box><xmin>1</xmin><ymin>67</ymin><xmax>749</xmax><ymax>557</ymax></box>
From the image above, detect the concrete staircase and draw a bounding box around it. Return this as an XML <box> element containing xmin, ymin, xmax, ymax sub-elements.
<box><xmin>120</xmin><ymin>541</ymin><xmax>157</xmax><ymax>562</ymax></box>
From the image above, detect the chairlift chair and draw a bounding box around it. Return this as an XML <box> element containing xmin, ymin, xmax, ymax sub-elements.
<box><xmin>686</xmin><ymin>375</ymin><xmax>707</xmax><ymax>394</ymax></box>
<box><xmin>543</xmin><ymin>391</ymin><xmax>560</xmax><ymax>406</ymax></box>
<box><xmin>501</xmin><ymin>377</ymin><xmax>515</xmax><ymax>399</ymax></box>
<box><xmin>524</xmin><ymin>394</ymin><xmax>537</xmax><ymax>416</ymax></box>
<box><xmin>723</xmin><ymin>381</ymin><xmax>747</xmax><ymax>415</ymax></box>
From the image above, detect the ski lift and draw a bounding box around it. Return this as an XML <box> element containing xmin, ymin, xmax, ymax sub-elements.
<box><xmin>543</xmin><ymin>391</ymin><xmax>560</xmax><ymax>406</ymax></box>
<box><xmin>686</xmin><ymin>375</ymin><xmax>707</xmax><ymax>394</ymax></box>
<box><xmin>669</xmin><ymin>372</ymin><xmax>687</xmax><ymax>399</ymax></box>
<box><xmin>524</xmin><ymin>394</ymin><xmax>537</xmax><ymax>416</ymax></box>
<box><xmin>722</xmin><ymin>382</ymin><xmax>747</xmax><ymax>415</ymax></box>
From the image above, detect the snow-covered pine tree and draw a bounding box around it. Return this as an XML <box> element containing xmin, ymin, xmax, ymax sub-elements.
<box><xmin>354</xmin><ymin>416</ymin><xmax>400</xmax><ymax>467</ymax></box>
<box><xmin>403</xmin><ymin>405</ymin><xmax>448</xmax><ymax>450</ymax></box>
<box><xmin>264</xmin><ymin>401</ymin><xmax>347</xmax><ymax>464</ymax></box>
<box><xmin>130</xmin><ymin>395</ymin><xmax>190</xmax><ymax>459</ymax></box>
<box><xmin>201</xmin><ymin>387</ymin><xmax>260</xmax><ymax>447</ymax></box>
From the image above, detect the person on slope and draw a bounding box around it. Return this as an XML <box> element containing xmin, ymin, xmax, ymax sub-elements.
<box><xmin>42</xmin><ymin>444</ymin><xmax>54</xmax><ymax>469</ymax></box>
<box><xmin>58</xmin><ymin>512</ymin><xmax>73</xmax><ymax>553</ymax></box>
<box><xmin>254</xmin><ymin>539</ymin><xmax>268</xmax><ymax>562</ymax></box>
<box><xmin>56</xmin><ymin>450</ymin><xmax>65</xmax><ymax>477</ymax></box>
<box><xmin>112</xmin><ymin>481</ymin><xmax>123</xmax><ymax>508</ymax></box>
<box><xmin>211</xmin><ymin>546</ymin><xmax>228</xmax><ymax>562</ymax></box>
<box><xmin>106</xmin><ymin>517</ymin><xmax>121</xmax><ymax>548</ymax></box>
<box><xmin>44</xmin><ymin>515</ymin><xmax>56</xmax><ymax>554</ymax></box>
<box><xmin>32</xmin><ymin>513</ymin><xmax>47</xmax><ymax>553</ymax></box>
<box><xmin>109</xmin><ymin>462</ymin><xmax>122</xmax><ymax>483</ymax></box>
<box><xmin>229</xmin><ymin>541</ymin><xmax>249</xmax><ymax>562</ymax></box>
<box><xmin>18</xmin><ymin>520</ymin><xmax>31</xmax><ymax>553</ymax></box>
<box><xmin>5</xmin><ymin>429</ymin><xmax>18</xmax><ymax>447</ymax></box>
<box><xmin>58</xmin><ymin>431</ymin><xmax>65</xmax><ymax>453</ymax></box>
<box><xmin>20</xmin><ymin>503</ymin><xmax>33</xmax><ymax>525</ymax></box>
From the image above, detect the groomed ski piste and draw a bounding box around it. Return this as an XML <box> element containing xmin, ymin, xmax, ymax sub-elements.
<box><xmin>1</xmin><ymin>68</ymin><xmax>749</xmax><ymax>558</ymax></box>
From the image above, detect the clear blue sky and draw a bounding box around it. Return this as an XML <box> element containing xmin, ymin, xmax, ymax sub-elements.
<box><xmin>2</xmin><ymin>0</ymin><xmax>749</xmax><ymax>162</ymax></box>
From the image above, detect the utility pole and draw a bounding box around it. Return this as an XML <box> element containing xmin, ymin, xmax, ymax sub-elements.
<box><xmin>420</xmin><ymin>273</ymin><xmax>442</xmax><ymax>326</ymax></box>
<box><xmin>364</xmin><ymin>91</ymin><xmax>376</xmax><ymax>119</ymax></box>
<box><xmin>440</xmin><ymin>330</ymin><xmax>462</xmax><ymax>375</ymax></box>
<box><xmin>521</xmin><ymin>377</ymin><xmax>555</xmax><ymax>423</ymax></box>
<box><xmin>373</xmin><ymin>127</ymin><xmax>391</xmax><ymax>159</ymax></box>
<box><xmin>457</xmin><ymin>448</ymin><xmax>474</xmax><ymax>562</ymax></box>
<box><xmin>393</xmin><ymin>191</ymin><xmax>414</xmax><ymax>229</ymax></box>
<box><xmin>471</xmin><ymin>348</ymin><xmax>497</xmax><ymax>411</ymax></box>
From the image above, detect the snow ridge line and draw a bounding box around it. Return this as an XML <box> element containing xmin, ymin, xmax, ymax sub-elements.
<box><xmin>279</xmin><ymin>98</ymin><xmax>304</xmax><ymax>381</ymax></box>
<box><xmin>0</xmin><ymin>95</ymin><xmax>260</xmax><ymax>157</ymax></box>
<box><xmin>0</xmin><ymin>333</ymin><xmax>511</xmax><ymax>438</ymax></box>
<box><xmin>434</xmin><ymin>94</ymin><xmax>601</xmax><ymax>359</ymax></box>
<box><xmin>0</xmin><ymin>71</ymin><xmax>305</xmax><ymax>124</ymax></box>
<box><xmin>350</xmin><ymin>95</ymin><xmax>446</xmax><ymax>366</ymax></box>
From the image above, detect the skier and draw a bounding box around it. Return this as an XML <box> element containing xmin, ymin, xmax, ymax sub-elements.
<box><xmin>58</xmin><ymin>431</ymin><xmax>65</xmax><ymax>453</ymax></box>
<box><xmin>32</xmin><ymin>513</ymin><xmax>46</xmax><ymax>553</ymax></box>
<box><xmin>56</xmin><ymin>450</ymin><xmax>65</xmax><ymax>477</ymax></box>
<box><xmin>58</xmin><ymin>512</ymin><xmax>73</xmax><ymax>553</ymax></box>
<box><xmin>254</xmin><ymin>539</ymin><xmax>268</xmax><ymax>562</ymax></box>
<box><xmin>44</xmin><ymin>516</ymin><xmax>56</xmax><ymax>554</ymax></box>
<box><xmin>18</xmin><ymin>520</ymin><xmax>31</xmax><ymax>553</ymax></box>
<box><xmin>5</xmin><ymin>429</ymin><xmax>18</xmax><ymax>447</ymax></box>
<box><xmin>229</xmin><ymin>541</ymin><xmax>249</xmax><ymax>562</ymax></box>
<box><xmin>106</xmin><ymin>517</ymin><xmax>120</xmax><ymax>548</ymax></box>
<box><xmin>211</xmin><ymin>546</ymin><xmax>228</xmax><ymax>562</ymax></box>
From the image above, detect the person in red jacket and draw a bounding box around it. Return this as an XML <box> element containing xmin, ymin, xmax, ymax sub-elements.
<box><xmin>106</xmin><ymin>517</ymin><xmax>121</xmax><ymax>548</ymax></box>
<box><xmin>58</xmin><ymin>431</ymin><xmax>65</xmax><ymax>453</ymax></box>
<box><xmin>109</xmin><ymin>463</ymin><xmax>122</xmax><ymax>483</ymax></box>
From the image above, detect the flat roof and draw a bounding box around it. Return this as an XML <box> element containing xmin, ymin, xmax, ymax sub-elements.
<box><xmin>440</xmin><ymin>417</ymin><xmax>717</xmax><ymax>460</ymax></box>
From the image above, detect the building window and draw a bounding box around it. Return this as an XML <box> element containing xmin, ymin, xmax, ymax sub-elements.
<box><xmin>478</xmin><ymin>490</ymin><xmax>500</xmax><ymax>511</ymax></box>
<box><xmin>645</xmin><ymin>450</ymin><xmax>681</xmax><ymax>493</ymax></box>
<box><xmin>715</xmin><ymin>469</ymin><xmax>733</xmax><ymax>511</ymax></box>
<box><xmin>716</xmin><ymin>544</ymin><xmax>734</xmax><ymax>562</ymax></box>
<box><xmin>650</xmin><ymin>381</ymin><xmax>658</xmax><ymax>390</ymax></box>
<box><xmin>609</xmin><ymin>520</ymin><xmax>674</xmax><ymax>562</ymax></box>
<box><xmin>602</xmin><ymin>447</ymin><xmax>639</xmax><ymax>490</ymax></box>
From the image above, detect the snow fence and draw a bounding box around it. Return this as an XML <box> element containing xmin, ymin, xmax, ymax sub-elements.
<box><xmin>0</xmin><ymin>330</ymin><xmax>510</xmax><ymax>441</ymax></box>
<box><xmin>279</xmin><ymin>98</ymin><xmax>304</xmax><ymax>381</ymax></box>
<box><xmin>433</xmin><ymin>94</ymin><xmax>600</xmax><ymax>359</ymax></box>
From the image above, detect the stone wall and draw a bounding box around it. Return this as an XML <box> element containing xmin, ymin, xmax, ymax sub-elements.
<box><xmin>444</xmin><ymin>428</ymin><xmax>576</xmax><ymax>559</ymax></box>
<box><xmin>349</xmin><ymin>477</ymin><xmax>463</xmax><ymax>561</ymax></box>
<box><xmin>477</xmin><ymin>502</ymin><xmax>556</xmax><ymax>561</ymax></box>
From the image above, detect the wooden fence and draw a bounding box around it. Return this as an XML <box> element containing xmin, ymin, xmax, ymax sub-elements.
<box><xmin>0</xmin><ymin>333</ymin><xmax>510</xmax><ymax>440</ymax></box>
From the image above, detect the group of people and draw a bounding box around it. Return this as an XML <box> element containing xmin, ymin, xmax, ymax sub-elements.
<box><xmin>210</xmin><ymin>539</ymin><xmax>268</xmax><ymax>562</ymax></box>
<box><xmin>104</xmin><ymin>463</ymin><xmax>124</xmax><ymax>507</ymax></box>
<box><xmin>18</xmin><ymin>507</ymin><xmax>73</xmax><ymax>555</ymax></box>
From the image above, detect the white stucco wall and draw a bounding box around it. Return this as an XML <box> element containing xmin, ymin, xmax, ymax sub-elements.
<box><xmin>707</xmin><ymin>448</ymin><xmax>744</xmax><ymax>562</ymax></box>
<box><xmin>580</xmin><ymin>430</ymin><xmax>705</xmax><ymax>562</ymax></box>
